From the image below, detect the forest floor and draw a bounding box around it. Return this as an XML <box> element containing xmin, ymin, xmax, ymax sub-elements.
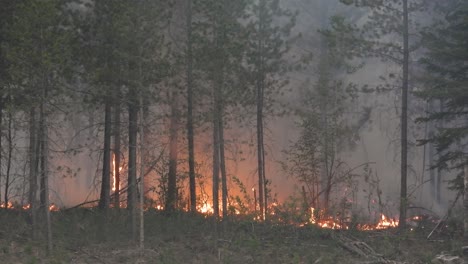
<box><xmin>0</xmin><ymin>209</ymin><xmax>463</xmax><ymax>264</ymax></box>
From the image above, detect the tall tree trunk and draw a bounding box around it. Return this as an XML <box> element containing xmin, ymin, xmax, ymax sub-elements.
<box><xmin>99</xmin><ymin>99</ymin><xmax>112</xmax><ymax>210</ymax></box>
<box><xmin>399</xmin><ymin>0</ymin><xmax>409</xmax><ymax>229</ymax></box>
<box><xmin>39</xmin><ymin>85</ymin><xmax>52</xmax><ymax>253</ymax></box>
<box><xmin>256</xmin><ymin>0</ymin><xmax>266</xmax><ymax>220</ymax></box>
<box><xmin>318</xmin><ymin>2</ymin><xmax>331</xmax><ymax>212</ymax></box>
<box><xmin>166</xmin><ymin>92</ymin><xmax>179</xmax><ymax>212</ymax></box>
<box><xmin>28</xmin><ymin>107</ymin><xmax>38</xmax><ymax>239</ymax></box>
<box><xmin>186</xmin><ymin>0</ymin><xmax>196</xmax><ymax>213</ymax></box>
<box><xmin>219</xmin><ymin>105</ymin><xmax>228</xmax><ymax>219</ymax></box>
<box><xmin>4</xmin><ymin>106</ymin><xmax>12</xmax><ymax>208</ymax></box>
<box><xmin>256</xmin><ymin>85</ymin><xmax>265</xmax><ymax>220</ymax></box>
<box><xmin>463</xmin><ymin>163</ymin><xmax>468</xmax><ymax>263</ymax></box>
<box><xmin>212</xmin><ymin>100</ymin><xmax>220</xmax><ymax>219</ymax></box>
<box><xmin>436</xmin><ymin>101</ymin><xmax>443</xmax><ymax>204</ymax></box>
<box><xmin>139</xmin><ymin>96</ymin><xmax>145</xmax><ymax>250</ymax></box>
<box><xmin>0</xmin><ymin>99</ymin><xmax>2</xmax><ymax>206</ymax></box>
<box><xmin>128</xmin><ymin>88</ymin><xmax>138</xmax><ymax>241</ymax></box>
<box><xmin>113</xmin><ymin>91</ymin><xmax>121</xmax><ymax>208</ymax></box>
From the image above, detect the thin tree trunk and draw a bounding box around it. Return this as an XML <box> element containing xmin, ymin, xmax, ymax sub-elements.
<box><xmin>399</xmin><ymin>0</ymin><xmax>409</xmax><ymax>229</ymax></box>
<box><xmin>128</xmin><ymin>88</ymin><xmax>138</xmax><ymax>241</ymax></box>
<box><xmin>463</xmin><ymin>163</ymin><xmax>468</xmax><ymax>263</ymax></box>
<box><xmin>186</xmin><ymin>0</ymin><xmax>196</xmax><ymax>213</ymax></box>
<box><xmin>99</xmin><ymin>99</ymin><xmax>112</xmax><ymax>210</ymax></box>
<box><xmin>212</xmin><ymin>99</ymin><xmax>220</xmax><ymax>248</ymax></box>
<box><xmin>0</xmin><ymin>99</ymin><xmax>2</xmax><ymax>206</ymax></box>
<box><xmin>139</xmin><ymin>96</ymin><xmax>145</xmax><ymax>250</ymax></box>
<box><xmin>39</xmin><ymin>85</ymin><xmax>52</xmax><ymax>253</ymax></box>
<box><xmin>113</xmin><ymin>91</ymin><xmax>121</xmax><ymax>208</ymax></box>
<box><xmin>28</xmin><ymin>107</ymin><xmax>38</xmax><ymax>239</ymax></box>
<box><xmin>166</xmin><ymin>92</ymin><xmax>179</xmax><ymax>212</ymax></box>
<box><xmin>256</xmin><ymin>0</ymin><xmax>268</xmax><ymax>220</ymax></box>
<box><xmin>4</xmin><ymin>107</ymin><xmax>12</xmax><ymax>208</ymax></box>
<box><xmin>219</xmin><ymin>105</ymin><xmax>228</xmax><ymax>219</ymax></box>
<box><xmin>436</xmin><ymin>101</ymin><xmax>443</xmax><ymax>204</ymax></box>
<box><xmin>212</xmin><ymin>101</ymin><xmax>220</xmax><ymax>219</ymax></box>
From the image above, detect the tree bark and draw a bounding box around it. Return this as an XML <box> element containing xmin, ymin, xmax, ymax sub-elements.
<box><xmin>113</xmin><ymin>91</ymin><xmax>121</xmax><ymax>208</ymax></box>
<box><xmin>166</xmin><ymin>92</ymin><xmax>179</xmax><ymax>212</ymax></box>
<box><xmin>99</xmin><ymin>99</ymin><xmax>112</xmax><ymax>210</ymax></box>
<box><xmin>212</xmin><ymin>101</ymin><xmax>220</xmax><ymax>219</ymax></box>
<box><xmin>4</xmin><ymin>106</ymin><xmax>12</xmax><ymax>209</ymax></box>
<box><xmin>186</xmin><ymin>0</ymin><xmax>196</xmax><ymax>214</ymax></box>
<box><xmin>256</xmin><ymin>0</ymin><xmax>266</xmax><ymax>220</ymax></box>
<box><xmin>139</xmin><ymin>96</ymin><xmax>145</xmax><ymax>250</ymax></box>
<box><xmin>0</xmin><ymin>99</ymin><xmax>2</xmax><ymax>206</ymax></box>
<box><xmin>28</xmin><ymin>107</ymin><xmax>38</xmax><ymax>239</ymax></box>
<box><xmin>399</xmin><ymin>0</ymin><xmax>409</xmax><ymax>230</ymax></box>
<box><xmin>39</xmin><ymin>84</ymin><xmax>52</xmax><ymax>253</ymax></box>
<box><xmin>464</xmin><ymin>163</ymin><xmax>468</xmax><ymax>263</ymax></box>
<box><xmin>128</xmin><ymin>88</ymin><xmax>138</xmax><ymax>241</ymax></box>
<box><xmin>219</xmin><ymin>105</ymin><xmax>228</xmax><ymax>219</ymax></box>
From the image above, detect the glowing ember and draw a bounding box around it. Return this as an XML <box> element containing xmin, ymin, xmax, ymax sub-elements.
<box><xmin>0</xmin><ymin>202</ymin><xmax>13</xmax><ymax>209</ymax></box>
<box><xmin>49</xmin><ymin>204</ymin><xmax>59</xmax><ymax>212</ymax></box>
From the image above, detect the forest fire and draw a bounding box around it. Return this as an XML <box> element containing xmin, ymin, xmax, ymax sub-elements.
<box><xmin>309</xmin><ymin>207</ymin><xmax>399</xmax><ymax>230</ymax></box>
<box><xmin>1</xmin><ymin>202</ymin><xmax>60</xmax><ymax>212</ymax></box>
<box><xmin>197</xmin><ymin>202</ymin><xmax>214</xmax><ymax>214</ymax></box>
<box><xmin>3</xmin><ymin>198</ymin><xmax>408</xmax><ymax>232</ymax></box>
<box><xmin>357</xmin><ymin>214</ymin><xmax>399</xmax><ymax>230</ymax></box>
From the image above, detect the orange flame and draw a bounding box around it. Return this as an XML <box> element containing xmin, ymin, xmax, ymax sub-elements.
<box><xmin>112</xmin><ymin>154</ymin><xmax>123</xmax><ymax>192</ymax></box>
<box><xmin>0</xmin><ymin>202</ymin><xmax>13</xmax><ymax>209</ymax></box>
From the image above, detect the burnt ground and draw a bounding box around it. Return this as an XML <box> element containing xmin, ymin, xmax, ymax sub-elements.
<box><xmin>0</xmin><ymin>209</ymin><xmax>463</xmax><ymax>264</ymax></box>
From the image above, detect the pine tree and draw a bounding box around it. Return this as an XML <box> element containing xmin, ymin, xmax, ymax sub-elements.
<box><xmin>5</xmin><ymin>0</ymin><xmax>73</xmax><ymax>251</ymax></box>
<box><xmin>245</xmin><ymin>0</ymin><xmax>296</xmax><ymax>219</ymax></box>
<box><xmin>417</xmin><ymin>1</ymin><xmax>468</xmax><ymax>175</ymax></box>
<box><xmin>338</xmin><ymin>0</ymin><xmax>431</xmax><ymax>229</ymax></box>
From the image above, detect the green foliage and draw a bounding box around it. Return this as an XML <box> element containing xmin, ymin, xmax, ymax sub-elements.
<box><xmin>283</xmin><ymin>22</ymin><xmax>364</xmax><ymax>209</ymax></box>
<box><xmin>244</xmin><ymin>0</ymin><xmax>298</xmax><ymax>112</ymax></box>
<box><xmin>416</xmin><ymin>1</ymin><xmax>468</xmax><ymax>176</ymax></box>
<box><xmin>77</xmin><ymin>0</ymin><xmax>171</xmax><ymax>104</ymax></box>
<box><xmin>4</xmin><ymin>0</ymin><xmax>74</xmax><ymax>108</ymax></box>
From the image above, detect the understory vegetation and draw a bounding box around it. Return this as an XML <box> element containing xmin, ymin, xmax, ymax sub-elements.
<box><xmin>0</xmin><ymin>209</ymin><xmax>463</xmax><ymax>264</ymax></box>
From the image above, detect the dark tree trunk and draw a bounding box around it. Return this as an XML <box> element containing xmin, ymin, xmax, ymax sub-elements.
<box><xmin>0</xmin><ymin>99</ymin><xmax>2</xmax><ymax>206</ymax></box>
<box><xmin>113</xmin><ymin>92</ymin><xmax>121</xmax><ymax>208</ymax></box>
<box><xmin>399</xmin><ymin>0</ymin><xmax>409</xmax><ymax>229</ymax></box>
<box><xmin>166</xmin><ymin>93</ymin><xmax>179</xmax><ymax>212</ymax></box>
<box><xmin>463</xmin><ymin>164</ymin><xmax>468</xmax><ymax>263</ymax></box>
<box><xmin>4</xmin><ymin>106</ymin><xmax>12</xmax><ymax>208</ymax></box>
<box><xmin>39</xmin><ymin>83</ymin><xmax>52</xmax><ymax>253</ymax></box>
<box><xmin>186</xmin><ymin>0</ymin><xmax>196</xmax><ymax>213</ymax></box>
<box><xmin>212</xmin><ymin>102</ymin><xmax>220</xmax><ymax>219</ymax></box>
<box><xmin>219</xmin><ymin>105</ymin><xmax>228</xmax><ymax>219</ymax></box>
<box><xmin>99</xmin><ymin>99</ymin><xmax>112</xmax><ymax>210</ymax></box>
<box><xmin>128</xmin><ymin>88</ymin><xmax>138</xmax><ymax>240</ymax></box>
<box><xmin>28</xmin><ymin>107</ymin><xmax>38</xmax><ymax>239</ymax></box>
<box><xmin>256</xmin><ymin>0</ymin><xmax>267</xmax><ymax>220</ymax></box>
<box><xmin>256</xmin><ymin>86</ymin><xmax>265</xmax><ymax>219</ymax></box>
